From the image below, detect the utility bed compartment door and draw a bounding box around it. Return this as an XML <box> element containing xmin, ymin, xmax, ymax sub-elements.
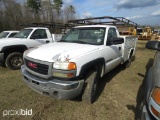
<box><xmin>121</xmin><ymin>36</ymin><xmax>137</xmax><ymax>62</ymax></box>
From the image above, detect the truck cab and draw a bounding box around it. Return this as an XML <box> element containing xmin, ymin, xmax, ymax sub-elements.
<box><xmin>13</xmin><ymin>27</ymin><xmax>54</xmax><ymax>45</ymax></box>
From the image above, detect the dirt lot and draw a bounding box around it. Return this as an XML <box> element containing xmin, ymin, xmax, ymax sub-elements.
<box><xmin>0</xmin><ymin>41</ymin><xmax>155</xmax><ymax>120</ymax></box>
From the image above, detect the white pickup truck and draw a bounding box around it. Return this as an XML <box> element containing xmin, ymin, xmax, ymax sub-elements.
<box><xmin>21</xmin><ymin>25</ymin><xmax>137</xmax><ymax>103</ymax></box>
<box><xmin>0</xmin><ymin>27</ymin><xmax>63</xmax><ymax>70</ymax></box>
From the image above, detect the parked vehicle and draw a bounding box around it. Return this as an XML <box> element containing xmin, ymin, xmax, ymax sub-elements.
<box><xmin>21</xmin><ymin>25</ymin><xmax>138</xmax><ymax>103</ymax></box>
<box><xmin>0</xmin><ymin>31</ymin><xmax>19</xmax><ymax>39</ymax></box>
<box><xmin>140</xmin><ymin>41</ymin><xmax>160</xmax><ymax>120</ymax></box>
<box><xmin>0</xmin><ymin>27</ymin><xmax>63</xmax><ymax>70</ymax></box>
<box><xmin>153</xmin><ymin>30</ymin><xmax>160</xmax><ymax>40</ymax></box>
<box><xmin>138</xmin><ymin>27</ymin><xmax>153</xmax><ymax>40</ymax></box>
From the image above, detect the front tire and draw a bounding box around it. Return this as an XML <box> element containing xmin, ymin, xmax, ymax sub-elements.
<box><xmin>5</xmin><ymin>52</ymin><xmax>23</xmax><ymax>70</ymax></box>
<box><xmin>82</xmin><ymin>70</ymin><xmax>99</xmax><ymax>104</ymax></box>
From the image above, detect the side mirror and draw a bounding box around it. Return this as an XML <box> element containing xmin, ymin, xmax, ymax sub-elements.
<box><xmin>113</xmin><ymin>37</ymin><xmax>124</xmax><ymax>44</ymax></box>
<box><xmin>30</xmin><ymin>34</ymin><xmax>40</xmax><ymax>39</ymax></box>
<box><xmin>106</xmin><ymin>37</ymin><xmax>113</xmax><ymax>45</ymax></box>
<box><xmin>146</xmin><ymin>41</ymin><xmax>160</xmax><ymax>51</ymax></box>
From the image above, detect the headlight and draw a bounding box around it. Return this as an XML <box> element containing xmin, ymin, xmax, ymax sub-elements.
<box><xmin>53</xmin><ymin>62</ymin><xmax>76</xmax><ymax>70</ymax></box>
<box><xmin>151</xmin><ymin>87</ymin><xmax>160</xmax><ymax>119</ymax></box>
<box><xmin>52</xmin><ymin>62</ymin><xmax>76</xmax><ymax>78</ymax></box>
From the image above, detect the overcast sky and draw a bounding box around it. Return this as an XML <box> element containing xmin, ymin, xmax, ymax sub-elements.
<box><xmin>63</xmin><ymin>0</ymin><xmax>160</xmax><ymax>25</ymax></box>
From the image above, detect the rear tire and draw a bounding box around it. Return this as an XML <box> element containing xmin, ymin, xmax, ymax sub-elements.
<box><xmin>5</xmin><ymin>52</ymin><xmax>23</xmax><ymax>70</ymax></box>
<box><xmin>124</xmin><ymin>58</ymin><xmax>132</xmax><ymax>68</ymax></box>
<box><xmin>123</xmin><ymin>52</ymin><xmax>134</xmax><ymax>68</ymax></box>
<box><xmin>82</xmin><ymin>70</ymin><xmax>99</xmax><ymax>104</ymax></box>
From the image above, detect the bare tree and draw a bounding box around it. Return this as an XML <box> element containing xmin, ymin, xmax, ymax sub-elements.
<box><xmin>26</xmin><ymin>0</ymin><xmax>41</xmax><ymax>22</ymax></box>
<box><xmin>63</xmin><ymin>5</ymin><xmax>76</xmax><ymax>22</ymax></box>
<box><xmin>0</xmin><ymin>0</ymin><xmax>78</xmax><ymax>32</ymax></box>
<box><xmin>53</xmin><ymin>0</ymin><xmax>63</xmax><ymax>16</ymax></box>
<box><xmin>0</xmin><ymin>0</ymin><xmax>24</xmax><ymax>30</ymax></box>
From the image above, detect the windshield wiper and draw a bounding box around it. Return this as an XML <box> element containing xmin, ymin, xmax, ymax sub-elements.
<box><xmin>58</xmin><ymin>40</ymin><xmax>87</xmax><ymax>44</ymax></box>
<box><xmin>58</xmin><ymin>40</ymin><xmax>68</xmax><ymax>42</ymax></box>
<box><xmin>71</xmin><ymin>40</ymin><xmax>98</xmax><ymax>45</ymax></box>
<box><xmin>70</xmin><ymin>40</ymin><xmax>88</xmax><ymax>44</ymax></box>
<box><xmin>58</xmin><ymin>40</ymin><xmax>96</xmax><ymax>45</ymax></box>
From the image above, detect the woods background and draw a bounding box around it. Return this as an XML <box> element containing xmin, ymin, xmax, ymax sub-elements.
<box><xmin>1</xmin><ymin>0</ymin><xmax>159</xmax><ymax>33</ymax></box>
<box><xmin>0</xmin><ymin>0</ymin><xmax>78</xmax><ymax>32</ymax></box>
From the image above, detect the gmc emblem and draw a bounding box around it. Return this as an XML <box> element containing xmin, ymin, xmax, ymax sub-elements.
<box><xmin>28</xmin><ymin>62</ymin><xmax>37</xmax><ymax>69</ymax></box>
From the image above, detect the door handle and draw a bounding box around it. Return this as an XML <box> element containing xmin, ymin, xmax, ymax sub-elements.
<box><xmin>119</xmin><ymin>47</ymin><xmax>121</xmax><ymax>50</ymax></box>
<box><xmin>46</xmin><ymin>40</ymin><xmax>50</xmax><ymax>43</ymax></box>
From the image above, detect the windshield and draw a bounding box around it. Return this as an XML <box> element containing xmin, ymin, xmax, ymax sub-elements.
<box><xmin>60</xmin><ymin>27</ymin><xmax>105</xmax><ymax>45</ymax></box>
<box><xmin>0</xmin><ymin>32</ymin><xmax>9</xmax><ymax>38</ymax></box>
<box><xmin>14</xmin><ymin>29</ymin><xmax>33</xmax><ymax>38</ymax></box>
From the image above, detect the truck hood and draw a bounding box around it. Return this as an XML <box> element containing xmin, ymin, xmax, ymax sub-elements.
<box><xmin>27</xmin><ymin>42</ymin><xmax>100</xmax><ymax>62</ymax></box>
<box><xmin>0</xmin><ymin>38</ymin><xmax>23</xmax><ymax>48</ymax></box>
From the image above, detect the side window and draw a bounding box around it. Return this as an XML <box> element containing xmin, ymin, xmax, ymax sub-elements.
<box><xmin>107</xmin><ymin>28</ymin><xmax>118</xmax><ymax>45</ymax></box>
<box><xmin>31</xmin><ymin>29</ymin><xmax>47</xmax><ymax>39</ymax></box>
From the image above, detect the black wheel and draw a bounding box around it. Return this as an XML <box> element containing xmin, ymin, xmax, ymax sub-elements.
<box><xmin>123</xmin><ymin>53</ymin><xmax>133</xmax><ymax>69</ymax></box>
<box><xmin>131</xmin><ymin>55</ymin><xmax>136</xmax><ymax>61</ymax></box>
<box><xmin>124</xmin><ymin>58</ymin><xmax>131</xmax><ymax>68</ymax></box>
<box><xmin>5</xmin><ymin>52</ymin><xmax>23</xmax><ymax>70</ymax></box>
<box><xmin>82</xmin><ymin>70</ymin><xmax>99</xmax><ymax>104</ymax></box>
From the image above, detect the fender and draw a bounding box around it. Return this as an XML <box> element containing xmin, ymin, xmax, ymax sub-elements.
<box><xmin>79</xmin><ymin>58</ymin><xmax>105</xmax><ymax>77</ymax></box>
<box><xmin>128</xmin><ymin>48</ymin><xmax>134</xmax><ymax>59</ymax></box>
<box><xmin>1</xmin><ymin>45</ymin><xmax>28</xmax><ymax>52</ymax></box>
<box><xmin>145</xmin><ymin>67</ymin><xmax>153</xmax><ymax>103</ymax></box>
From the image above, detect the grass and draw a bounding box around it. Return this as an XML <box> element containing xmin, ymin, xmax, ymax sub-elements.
<box><xmin>0</xmin><ymin>40</ymin><xmax>155</xmax><ymax>120</ymax></box>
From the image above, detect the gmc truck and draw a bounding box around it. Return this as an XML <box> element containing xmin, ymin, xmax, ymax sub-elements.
<box><xmin>0</xmin><ymin>27</ymin><xmax>63</xmax><ymax>70</ymax></box>
<box><xmin>21</xmin><ymin>25</ymin><xmax>137</xmax><ymax>103</ymax></box>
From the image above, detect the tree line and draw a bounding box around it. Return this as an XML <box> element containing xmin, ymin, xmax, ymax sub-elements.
<box><xmin>0</xmin><ymin>0</ymin><xmax>77</xmax><ymax>32</ymax></box>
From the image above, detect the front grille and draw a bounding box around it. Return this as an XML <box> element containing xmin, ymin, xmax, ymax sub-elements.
<box><xmin>24</xmin><ymin>58</ymin><xmax>49</xmax><ymax>75</ymax></box>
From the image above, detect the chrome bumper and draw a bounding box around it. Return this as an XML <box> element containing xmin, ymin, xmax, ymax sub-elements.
<box><xmin>141</xmin><ymin>95</ymin><xmax>160</xmax><ymax>120</ymax></box>
<box><xmin>141</xmin><ymin>105</ymin><xmax>151</xmax><ymax>120</ymax></box>
<box><xmin>21</xmin><ymin>65</ymin><xmax>84</xmax><ymax>99</ymax></box>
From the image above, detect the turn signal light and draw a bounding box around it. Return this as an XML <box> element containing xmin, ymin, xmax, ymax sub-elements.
<box><xmin>151</xmin><ymin>105</ymin><xmax>160</xmax><ymax>119</ymax></box>
<box><xmin>53</xmin><ymin>72</ymin><xmax>74</xmax><ymax>78</ymax></box>
<box><xmin>68</xmin><ymin>62</ymin><xmax>76</xmax><ymax>70</ymax></box>
<box><xmin>151</xmin><ymin>87</ymin><xmax>160</xmax><ymax>105</ymax></box>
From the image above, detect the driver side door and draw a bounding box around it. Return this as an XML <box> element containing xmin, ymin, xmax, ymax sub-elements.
<box><xmin>104</xmin><ymin>27</ymin><xmax>123</xmax><ymax>73</ymax></box>
<box><xmin>27</xmin><ymin>29</ymin><xmax>50</xmax><ymax>48</ymax></box>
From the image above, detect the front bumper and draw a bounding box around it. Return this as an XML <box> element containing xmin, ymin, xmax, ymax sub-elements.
<box><xmin>0</xmin><ymin>52</ymin><xmax>4</xmax><ymax>65</ymax></box>
<box><xmin>141</xmin><ymin>98</ymin><xmax>159</xmax><ymax>120</ymax></box>
<box><xmin>141</xmin><ymin>105</ymin><xmax>152</xmax><ymax>120</ymax></box>
<box><xmin>21</xmin><ymin>65</ymin><xmax>84</xmax><ymax>99</ymax></box>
